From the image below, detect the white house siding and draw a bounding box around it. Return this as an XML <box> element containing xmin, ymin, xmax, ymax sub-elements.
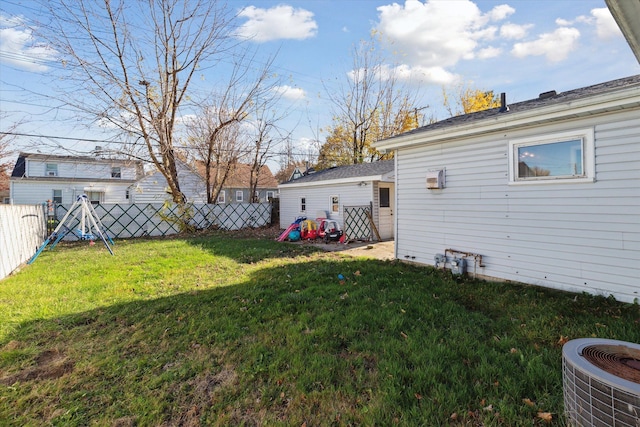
<box><xmin>131</xmin><ymin>168</ymin><xmax>207</xmax><ymax>204</ymax></box>
<box><xmin>279</xmin><ymin>182</ymin><xmax>374</xmax><ymax>229</ymax></box>
<box><xmin>10</xmin><ymin>180</ymin><xmax>132</xmax><ymax>205</ymax></box>
<box><xmin>395</xmin><ymin>111</ymin><xmax>640</xmax><ymax>303</ymax></box>
<box><xmin>26</xmin><ymin>159</ymin><xmax>138</xmax><ymax>180</ymax></box>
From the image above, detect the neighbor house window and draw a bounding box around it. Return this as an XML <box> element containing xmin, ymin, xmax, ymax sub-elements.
<box><xmin>236</xmin><ymin>190</ymin><xmax>243</xmax><ymax>202</ymax></box>
<box><xmin>86</xmin><ymin>191</ymin><xmax>103</xmax><ymax>205</ymax></box>
<box><xmin>2</xmin><ymin>197</ymin><xmax>9</xmax><ymax>204</ymax></box>
<box><xmin>217</xmin><ymin>190</ymin><xmax>226</xmax><ymax>204</ymax></box>
<box><xmin>111</xmin><ymin>167</ymin><xmax>121</xmax><ymax>178</ymax></box>
<box><xmin>46</xmin><ymin>163</ymin><xmax>58</xmax><ymax>177</ymax></box>
<box><xmin>266</xmin><ymin>191</ymin><xmax>275</xmax><ymax>200</ymax></box>
<box><xmin>330</xmin><ymin>195</ymin><xmax>339</xmax><ymax>213</ymax></box>
<box><xmin>125</xmin><ymin>189</ymin><xmax>130</xmax><ymax>200</ymax></box>
<box><xmin>508</xmin><ymin>128</ymin><xmax>594</xmax><ymax>184</ymax></box>
<box><xmin>300</xmin><ymin>197</ymin><xmax>306</xmax><ymax>213</ymax></box>
<box><xmin>52</xmin><ymin>189</ymin><xmax>63</xmax><ymax>204</ymax></box>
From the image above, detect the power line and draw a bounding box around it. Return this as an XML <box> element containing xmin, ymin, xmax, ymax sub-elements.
<box><xmin>1</xmin><ymin>131</ymin><xmax>320</xmax><ymax>158</ymax></box>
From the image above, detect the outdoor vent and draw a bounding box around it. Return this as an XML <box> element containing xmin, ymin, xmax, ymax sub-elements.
<box><xmin>539</xmin><ymin>90</ymin><xmax>557</xmax><ymax>100</ymax></box>
<box><xmin>563</xmin><ymin>338</ymin><xmax>640</xmax><ymax>427</ymax></box>
<box><xmin>426</xmin><ymin>169</ymin><xmax>445</xmax><ymax>190</ymax></box>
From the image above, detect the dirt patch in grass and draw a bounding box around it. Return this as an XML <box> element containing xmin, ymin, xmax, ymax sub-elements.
<box><xmin>0</xmin><ymin>348</ymin><xmax>74</xmax><ymax>385</ymax></box>
<box><xmin>162</xmin><ymin>367</ymin><xmax>238</xmax><ymax>427</ymax></box>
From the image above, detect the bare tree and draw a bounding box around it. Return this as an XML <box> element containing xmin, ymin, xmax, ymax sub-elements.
<box><xmin>39</xmin><ymin>0</ymin><xmax>246</xmax><ymax>203</ymax></box>
<box><xmin>322</xmin><ymin>35</ymin><xmax>424</xmax><ymax>166</ymax></box>
<box><xmin>0</xmin><ymin>118</ymin><xmax>20</xmax><ymax>191</ymax></box>
<box><xmin>184</xmin><ymin>53</ymin><xmax>279</xmax><ymax>204</ymax></box>
<box><xmin>244</xmin><ymin>92</ymin><xmax>293</xmax><ymax>202</ymax></box>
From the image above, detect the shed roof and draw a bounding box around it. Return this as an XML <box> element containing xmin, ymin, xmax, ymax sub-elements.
<box><xmin>376</xmin><ymin>74</ymin><xmax>640</xmax><ymax>150</ymax></box>
<box><xmin>280</xmin><ymin>160</ymin><xmax>394</xmax><ymax>187</ymax></box>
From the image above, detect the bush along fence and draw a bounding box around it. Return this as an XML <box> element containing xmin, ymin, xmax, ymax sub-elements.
<box><xmin>51</xmin><ymin>202</ymin><xmax>273</xmax><ymax>240</ymax></box>
<box><xmin>0</xmin><ymin>204</ymin><xmax>46</xmax><ymax>279</ymax></box>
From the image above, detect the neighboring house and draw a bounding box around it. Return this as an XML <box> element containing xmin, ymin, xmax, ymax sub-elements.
<box><xmin>197</xmin><ymin>163</ymin><xmax>279</xmax><ymax>205</ymax></box>
<box><xmin>130</xmin><ymin>159</ymin><xmax>208</xmax><ymax>203</ymax></box>
<box><xmin>0</xmin><ymin>171</ymin><xmax>8</xmax><ymax>204</ymax></box>
<box><xmin>374</xmin><ymin>74</ymin><xmax>640</xmax><ymax>303</ymax></box>
<box><xmin>10</xmin><ymin>152</ymin><xmax>144</xmax><ymax>205</ymax></box>
<box><xmin>134</xmin><ymin>161</ymin><xmax>278</xmax><ymax>205</ymax></box>
<box><xmin>278</xmin><ymin>160</ymin><xmax>395</xmax><ymax>240</ymax></box>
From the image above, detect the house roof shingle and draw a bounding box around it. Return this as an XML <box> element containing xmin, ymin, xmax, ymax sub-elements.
<box><xmin>194</xmin><ymin>162</ymin><xmax>278</xmax><ymax>189</ymax></box>
<box><xmin>382</xmin><ymin>74</ymin><xmax>640</xmax><ymax>143</ymax></box>
<box><xmin>280</xmin><ymin>160</ymin><xmax>394</xmax><ymax>186</ymax></box>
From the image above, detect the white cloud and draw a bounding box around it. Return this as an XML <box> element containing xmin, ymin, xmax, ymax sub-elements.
<box><xmin>487</xmin><ymin>4</ymin><xmax>515</xmax><ymax>22</ymax></box>
<box><xmin>0</xmin><ymin>14</ymin><xmax>57</xmax><ymax>72</ymax></box>
<box><xmin>511</xmin><ymin>27</ymin><xmax>580</xmax><ymax>62</ymax></box>
<box><xmin>273</xmin><ymin>85</ymin><xmax>306</xmax><ymax>101</ymax></box>
<box><xmin>556</xmin><ymin>18</ymin><xmax>572</xmax><ymax>27</ymax></box>
<box><xmin>375</xmin><ymin>0</ymin><xmax>511</xmax><ymax>69</ymax></box>
<box><xmin>235</xmin><ymin>5</ymin><xmax>318</xmax><ymax>42</ymax></box>
<box><xmin>500</xmin><ymin>23</ymin><xmax>533</xmax><ymax>40</ymax></box>
<box><xmin>389</xmin><ymin>64</ymin><xmax>460</xmax><ymax>85</ymax></box>
<box><xmin>589</xmin><ymin>8</ymin><xmax>622</xmax><ymax>40</ymax></box>
<box><xmin>477</xmin><ymin>46</ymin><xmax>502</xmax><ymax>59</ymax></box>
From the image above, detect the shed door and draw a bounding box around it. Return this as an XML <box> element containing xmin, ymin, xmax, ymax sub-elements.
<box><xmin>378</xmin><ymin>184</ymin><xmax>394</xmax><ymax>240</ymax></box>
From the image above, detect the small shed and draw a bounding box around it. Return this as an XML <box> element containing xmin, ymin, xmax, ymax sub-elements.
<box><xmin>374</xmin><ymin>74</ymin><xmax>640</xmax><ymax>303</ymax></box>
<box><xmin>278</xmin><ymin>160</ymin><xmax>395</xmax><ymax>241</ymax></box>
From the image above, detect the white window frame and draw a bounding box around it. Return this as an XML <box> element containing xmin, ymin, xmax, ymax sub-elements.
<box><xmin>52</xmin><ymin>189</ymin><xmax>63</xmax><ymax>204</ymax></box>
<box><xmin>266</xmin><ymin>191</ymin><xmax>275</xmax><ymax>200</ymax></box>
<box><xmin>217</xmin><ymin>190</ymin><xmax>226</xmax><ymax>204</ymax></box>
<box><xmin>508</xmin><ymin>128</ymin><xmax>595</xmax><ymax>185</ymax></box>
<box><xmin>46</xmin><ymin>163</ymin><xmax>58</xmax><ymax>177</ymax></box>
<box><xmin>330</xmin><ymin>195</ymin><xmax>340</xmax><ymax>213</ymax></box>
<box><xmin>236</xmin><ymin>190</ymin><xmax>244</xmax><ymax>202</ymax></box>
<box><xmin>85</xmin><ymin>191</ymin><xmax>103</xmax><ymax>205</ymax></box>
<box><xmin>111</xmin><ymin>166</ymin><xmax>122</xmax><ymax>178</ymax></box>
<box><xmin>300</xmin><ymin>197</ymin><xmax>306</xmax><ymax>213</ymax></box>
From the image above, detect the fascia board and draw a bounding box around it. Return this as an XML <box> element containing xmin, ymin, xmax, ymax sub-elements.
<box><xmin>375</xmin><ymin>89</ymin><xmax>640</xmax><ymax>151</ymax></box>
<box><xmin>278</xmin><ymin>174</ymin><xmax>383</xmax><ymax>189</ymax></box>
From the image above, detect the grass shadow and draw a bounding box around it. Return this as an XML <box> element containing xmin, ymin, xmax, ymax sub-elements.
<box><xmin>2</xmin><ymin>253</ymin><xmax>639</xmax><ymax>426</ymax></box>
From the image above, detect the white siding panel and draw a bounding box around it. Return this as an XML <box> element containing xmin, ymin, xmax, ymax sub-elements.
<box><xmin>395</xmin><ymin>113</ymin><xmax>640</xmax><ymax>303</ymax></box>
<box><xmin>279</xmin><ymin>182</ymin><xmax>374</xmax><ymax>229</ymax></box>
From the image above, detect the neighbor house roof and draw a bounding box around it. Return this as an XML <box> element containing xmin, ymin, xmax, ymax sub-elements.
<box><xmin>194</xmin><ymin>162</ymin><xmax>278</xmax><ymax>189</ymax></box>
<box><xmin>279</xmin><ymin>160</ymin><xmax>394</xmax><ymax>188</ymax></box>
<box><xmin>375</xmin><ymin>74</ymin><xmax>640</xmax><ymax>151</ymax></box>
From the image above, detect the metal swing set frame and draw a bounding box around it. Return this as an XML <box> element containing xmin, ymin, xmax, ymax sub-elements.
<box><xmin>28</xmin><ymin>194</ymin><xmax>114</xmax><ymax>264</ymax></box>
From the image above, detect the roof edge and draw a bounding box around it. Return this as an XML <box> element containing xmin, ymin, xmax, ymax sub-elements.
<box><xmin>375</xmin><ymin>80</ymin><xmax>640</xmax><ymax>151</ymax></box>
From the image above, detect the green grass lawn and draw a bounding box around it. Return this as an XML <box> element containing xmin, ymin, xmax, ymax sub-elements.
<box><xmin>0</xmin><ymin>233</ymin><xmax>638</xmax><ymax>426</ymax></box>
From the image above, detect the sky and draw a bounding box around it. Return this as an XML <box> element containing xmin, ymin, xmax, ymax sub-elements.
<box><xmin>1</xmin><ymin>0</ymin><xmax>639</xmax><ymax>172</ymax></box>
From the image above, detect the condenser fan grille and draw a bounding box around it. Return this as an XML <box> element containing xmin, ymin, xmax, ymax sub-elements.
<box><xmin>563</xmin><ymin>338</ymin><xmax>640</xmax><ymax>427</ymax></box>
<box><xmin>582</xmin><ymin>344</ymin><xmax>640</xmax><ymax>384</ymax></box>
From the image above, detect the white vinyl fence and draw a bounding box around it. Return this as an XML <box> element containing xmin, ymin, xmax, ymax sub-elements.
<box><xmin>0</xmin><ymin>204</ymin><xmax>46</xmax><ymax>279</ymax></box>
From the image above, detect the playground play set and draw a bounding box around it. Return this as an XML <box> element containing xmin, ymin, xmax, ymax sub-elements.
<box><xmin>277</xmin><ymin>215</ymin><xmax>345</xmax><ymax>244</ymax></box>
<box><xmin>28</xmin><ymin>194</ymin><xmax>114</xmax><ymax>264</ymax></box>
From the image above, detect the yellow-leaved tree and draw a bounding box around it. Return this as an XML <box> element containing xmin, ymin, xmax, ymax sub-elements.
<box><xmin>443</xmin><ymin>83</ymin><xmax>501</xmax><ymax>116</ymax></box>
<box><xmin>318</xmin><ymin>35</ymin><xmax>425</xmax><ymax>169</ymax></box>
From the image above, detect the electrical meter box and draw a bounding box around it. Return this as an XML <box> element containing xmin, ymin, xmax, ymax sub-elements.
<box><xmin>426</xmin><ymin>169</ymin><xmax>445</xmax><ymax>189</ymax></box>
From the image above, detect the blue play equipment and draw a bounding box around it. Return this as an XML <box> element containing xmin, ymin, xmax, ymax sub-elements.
<box><xmin>28</xmin><ymin>194</ymin><xmax>114</xmax><ymax>264</ymax></box>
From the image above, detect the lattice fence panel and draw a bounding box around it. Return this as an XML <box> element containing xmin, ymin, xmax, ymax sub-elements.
<box><xmin>343</xmin><ymin>205</ymin><xmax>372</xmax><ymax>242</ymax></box>
<box><xmin>54</xmin><ymin>202</ymin><xmax>272</xmax><ymax>240</ymax></box>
